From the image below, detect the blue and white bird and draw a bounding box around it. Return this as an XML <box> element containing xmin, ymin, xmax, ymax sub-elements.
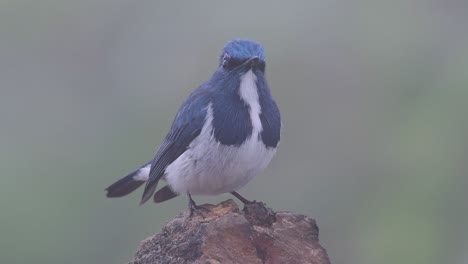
<box><xmin>105</xmin><ymin>39</ymin><xmax>281</xmax><ymax>214</ymax></box>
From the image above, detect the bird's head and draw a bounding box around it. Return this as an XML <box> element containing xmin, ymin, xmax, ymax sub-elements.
<box><xmin>219</xmin><ymin>39</ymin><xmax>266</xmax><ymax>73</ymax></box>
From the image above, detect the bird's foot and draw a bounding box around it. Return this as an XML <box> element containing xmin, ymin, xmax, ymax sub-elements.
<box><xmin>230</xmin><ymin>191</ymin><xmax>256</xmax><ymax>205</ymax></box>
<box><xmin>187</xmin><ymin>194</ymin><xmax>209</xmax><ymax>218</ymax></box>
<box><xmin>243</xmin><ymin>201</ymin><xmax>276</xmax><ymax>227</ymax></box>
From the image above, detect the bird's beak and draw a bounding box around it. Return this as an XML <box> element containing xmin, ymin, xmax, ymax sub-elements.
<box><xmin>245</xmin><ymin>56</ymin><xmax>260</xmax><ymax>68</ymax></box>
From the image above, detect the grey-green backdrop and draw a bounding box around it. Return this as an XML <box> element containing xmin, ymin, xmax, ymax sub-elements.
<box><xmin>1</xmin><ymin>1</ymin><xmax>467</xmax><ymax>264</ymax></box>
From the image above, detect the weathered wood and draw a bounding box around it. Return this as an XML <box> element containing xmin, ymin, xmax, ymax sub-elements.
<box><xmin>130</xmin><ymin>199</ymin><xmax>331</xmax><ymax>264</ymax></box>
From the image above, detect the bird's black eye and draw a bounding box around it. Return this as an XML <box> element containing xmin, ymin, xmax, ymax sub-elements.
<box><xmin>257</xmin><ymin>61</ymin><xmax>266</xmax><ymax>72</ymax></box>
<box><xmin>221</xmin><ymin>54</ymin><xmax>231</xmax><ymax>67</ymax></box>
<box><xmin>222</xmin><ymin>56</ymin><xmax>248</xmax><ymax>69</ymax></box>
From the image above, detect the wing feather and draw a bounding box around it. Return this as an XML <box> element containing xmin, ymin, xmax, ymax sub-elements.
<box><xmin>139</xmin><ymin>88</ymin><xmax>211</xmax><ymax>205</ymax></box>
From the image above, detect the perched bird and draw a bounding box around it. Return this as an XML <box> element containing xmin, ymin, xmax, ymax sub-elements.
<box><xmin>105</xmin><ymin>39</ymin><xmax>281</xmax><ymax>215</ymax></box>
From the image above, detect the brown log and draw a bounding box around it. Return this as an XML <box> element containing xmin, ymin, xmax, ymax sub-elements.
<box><xmin>130</xmin><ymin>199</ymin><xmax>331</xmax><ymax>264</ymax></box>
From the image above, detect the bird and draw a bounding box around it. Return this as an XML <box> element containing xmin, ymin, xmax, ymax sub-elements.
<box><xmin>105</xmin><ymin>39</ymin><xmax>281</xmax><ymax>215</ymax></box>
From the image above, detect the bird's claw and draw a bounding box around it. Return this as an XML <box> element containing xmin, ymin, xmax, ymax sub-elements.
<box><xmin>188</xmin><ymin>204</ymin><xmax>209</xmax><ymax>218</ymax></box>
<box><xmin>187</xmin><ymin>193</ymin><xmax>209</xmax><ymax>218</ymax></box>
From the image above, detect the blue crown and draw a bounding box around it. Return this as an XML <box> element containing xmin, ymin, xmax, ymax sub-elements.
<box><xmin>222</xmin><ymin>39</ymin><xmax>266</xmax><ymax>61</ymax></box>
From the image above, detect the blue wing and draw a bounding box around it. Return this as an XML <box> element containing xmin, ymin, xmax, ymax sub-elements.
<box><xmin>140</xmin><ymin>87</ymin><xmax>212</xmax><ymax>205</ymax></box>
<box><xmin>257</xmin><ymin>73</ymin><xmax>281</xmax><ymax>148</ymax></box>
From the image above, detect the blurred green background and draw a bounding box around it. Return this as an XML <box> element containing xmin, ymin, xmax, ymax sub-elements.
<box><xmin>1</xmin><ymin>1</ymin><xmax>467</xmax><ymax>264</ymax></box>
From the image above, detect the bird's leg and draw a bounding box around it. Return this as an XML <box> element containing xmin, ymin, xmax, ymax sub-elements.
<box><xmin>187</xmin><ymin>193</ymin><xmax>208</xmax><ymax>217</ymax></box>
<box><xmin>230</xmin><ymin>191</ymin><xmax>255</xmax><ymax>205</ymax></box>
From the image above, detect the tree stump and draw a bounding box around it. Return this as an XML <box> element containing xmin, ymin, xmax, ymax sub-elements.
<box><xmin>130</xmin><ymin>199</ymin><xmax>331</xmax><ymax>264</ymax></box>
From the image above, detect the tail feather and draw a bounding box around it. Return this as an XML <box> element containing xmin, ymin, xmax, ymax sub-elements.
<box><xmin>139</xmin><ymin>183</ymin><xmax>157</xmax><ymax>205</ymax></box>
<box><xmin>105</xmin><ymin>162</ymin><xmax>150</xmax><ymax>198</ymax></box>
<box><xmin>153</xmin><ymin>185</ymin><xmax>179</xmax><ymax>203</ymax></box>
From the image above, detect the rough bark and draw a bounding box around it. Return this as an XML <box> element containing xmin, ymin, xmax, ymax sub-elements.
<box><xmin>130</xmin><ymin>199</ymin><xmax>331</xmax><ymax>264</ymax></box>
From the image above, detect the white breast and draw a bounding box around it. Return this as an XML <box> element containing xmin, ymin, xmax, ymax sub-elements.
<box><xmin>164</xmin><ymin>70</ymin><xmax>277</xmax><ymax>196</ymax></box>
<box><xmin>239</xmin><ymin>70</ymin><xmax>262</xmax><ymax>134</ymax></box>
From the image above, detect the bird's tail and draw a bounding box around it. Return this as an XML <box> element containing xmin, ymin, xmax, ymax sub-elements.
<box><xmin>105</xmin><ymin>162</ymin><xmax>151</xmax><ymax>198</ymax></box>
<box><xmin>153</xmin><ymin>185</ymin><xmax>179</xmax><ymax>203</ymax></box>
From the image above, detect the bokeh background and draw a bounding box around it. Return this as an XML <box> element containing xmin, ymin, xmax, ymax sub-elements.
<box><xmin>1</xmin><ymin>1</ymin><xmax>467</xmax><ymax>263</ymax></box>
